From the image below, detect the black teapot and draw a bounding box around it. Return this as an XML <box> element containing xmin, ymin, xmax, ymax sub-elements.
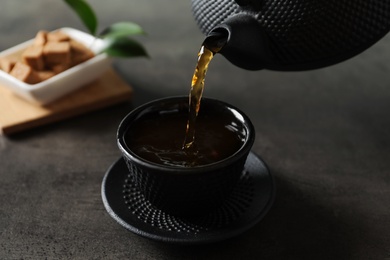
<box><xmin>191</xmin><ymin>0</ymin><xmax>390</xmax><ymax>70</ymax></box>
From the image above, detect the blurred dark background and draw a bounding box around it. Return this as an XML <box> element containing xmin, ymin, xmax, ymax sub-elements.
<box><xmin>0</xmin><ymin>1</ymin><xmax>389</xmax><ymax>259</ymax></box>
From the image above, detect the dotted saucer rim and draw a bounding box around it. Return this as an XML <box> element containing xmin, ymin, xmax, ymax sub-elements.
<box><xmin>101</xmin><ymin>152</ymin><xmax>275</xmax><ymax>245</ymax></box>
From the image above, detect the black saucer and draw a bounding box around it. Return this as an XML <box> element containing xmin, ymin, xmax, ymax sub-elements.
<box><xmin>101</xmin><ymin>152</ymin><xmax>275</xmax><ymax>245</ymax></box>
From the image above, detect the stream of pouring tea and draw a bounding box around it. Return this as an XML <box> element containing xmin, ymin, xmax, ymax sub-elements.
<box><xmin>182</xmin><ymin>35</ymin><xmax>226</xmax><ymax>150</ymax></box>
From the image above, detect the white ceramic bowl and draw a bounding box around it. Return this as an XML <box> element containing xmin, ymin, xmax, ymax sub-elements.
<box><xmin>0</xmin><ymin>27</ymin><xmax>112</xmax><ymax>105</ymax></box>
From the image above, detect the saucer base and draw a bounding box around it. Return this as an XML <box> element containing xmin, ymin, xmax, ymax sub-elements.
<box><xmin>101</xmin><ymin>152</ymin><xmax>275</xmax><ymax>245</ymax></box>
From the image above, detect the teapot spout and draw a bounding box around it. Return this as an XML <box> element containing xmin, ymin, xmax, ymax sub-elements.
<box><xmin>205</xmin><ymin>13</ymin><xmax>268</xmax><ymax>70</ymax></box>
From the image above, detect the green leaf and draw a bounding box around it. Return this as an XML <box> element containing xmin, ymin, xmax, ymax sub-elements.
<box><xmin>101</xmin><ymin>37</ymin><xmax>149</xmax><ymax>58</ymax></box>
<box><xmin>99</xmin><ymin>22</ymin><xmax>146</xmax><ymax>39</ymax></box>
<box><xmin>64</xmin><ymin>0</ymin><xmax>98</xmax><ymax>35</ymax></box>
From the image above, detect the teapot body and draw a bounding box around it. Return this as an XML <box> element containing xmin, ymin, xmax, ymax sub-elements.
<box><xmin>191</xmin><ymin>0</ymin><xmax>390</xmax><ymax>70</ymax></box>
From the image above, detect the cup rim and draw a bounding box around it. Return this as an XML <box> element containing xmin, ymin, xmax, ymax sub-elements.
<box><xmin>117</xmin><ymin>96</ymin><xmax>255</xmax><ymax>174</ymax></box>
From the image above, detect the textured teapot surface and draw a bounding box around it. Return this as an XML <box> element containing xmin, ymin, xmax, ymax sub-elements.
<box><xmin>191</xmin><ymin>0</ymin><xmax>390</xmax><ymax>70</ymax></box>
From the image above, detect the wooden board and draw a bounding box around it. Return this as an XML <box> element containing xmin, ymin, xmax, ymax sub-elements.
<box><xmin>0</xmin><ymin>69</ymin><xmax>132</xmax><ymax>135</ymax></box>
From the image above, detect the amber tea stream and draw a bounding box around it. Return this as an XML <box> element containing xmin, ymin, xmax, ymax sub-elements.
<box><xmin>182</xmin><ymin>36</ymin><xmax>225</xmax><ymax>150</ymax></box>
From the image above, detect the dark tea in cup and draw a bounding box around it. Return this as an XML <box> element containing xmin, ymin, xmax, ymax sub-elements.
<box><xmin>117</xmin><ymin>96</ymin><xmax>255</xmax><ymax>217</ymax></box>
<box><xmin>124</xmin><ymin>101</ymin><xmax>245</xmax><ymax>168</ymax></box>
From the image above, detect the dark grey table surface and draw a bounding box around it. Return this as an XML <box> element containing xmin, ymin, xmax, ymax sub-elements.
<box><xmin>1</xmin><ymin>1</ymin><xmax>389</xmax><ymax>259</ymax></box>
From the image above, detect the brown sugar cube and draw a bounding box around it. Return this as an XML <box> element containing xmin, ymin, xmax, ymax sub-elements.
<box><xmin>9</xmin><ymin>62</ymin><xmax>38</xmax><ymax>84</ymax></box>
<box><xmin>69</xmin><ymin>39</ymin><xmax>92</xmax><ymax>54</ymax></box>
<box><xmin>35</xmin><ymin>70</ymin><xmax>56</xmax><ymax>82</ymax></box>
<box><xmin>22</xmin><ymin>45</ymin><xmax>45</xmax><ymax>71</ymax></box>
<box><xmin>43</xmin><ymin>41</ymin><xmax>71</xmax><ymax>65</ymax></box>
<box><xmin>51</xmin><ymin>63</ymin><xmax>70</xmax><ymax>74</ymax></box>
<box><xmin>47</xmin><ymin>31</ymin><xmax>70</xmax><ymax>42</ymax></box>
<box><xmin>71</xmin><ymin>52</ymin><xmax>94</xmax><ymax>66</ymax></box>
<box><xmin>0</xmin><ymin>58</ymin><xmax>17</xmax><ymax>73</ymax></box>
<box><xmin>33</xmin><ymin>30</ymin><xmax>48</xmax><ymax>46</ymax></box>
<box><xmin>70</xmin><ymin>40</ymin><xmax>95</xmax><ymax>66</ymax></box>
